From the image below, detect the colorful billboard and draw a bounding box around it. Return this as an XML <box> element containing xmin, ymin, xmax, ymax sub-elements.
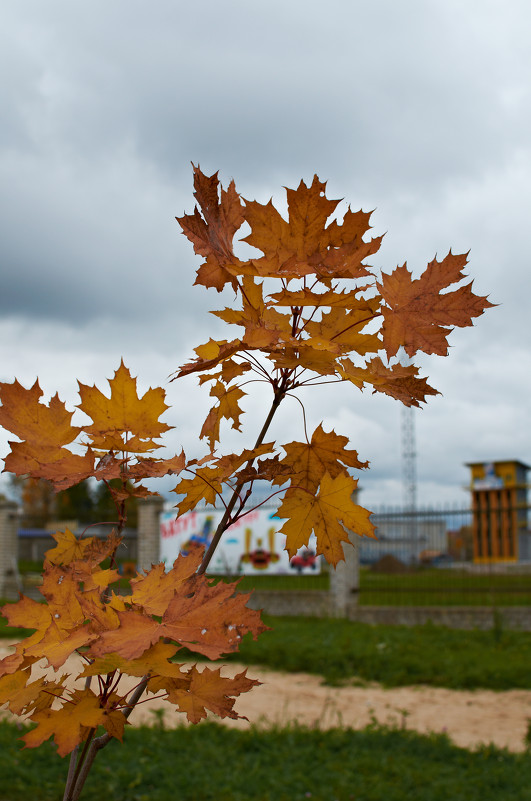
<box><xmin>160</xmin><ymin>507</ymin><xmax>321</xmax><ymax>576</ymax></box>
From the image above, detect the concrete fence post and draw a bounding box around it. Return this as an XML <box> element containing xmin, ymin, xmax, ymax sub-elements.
<box><xmin>137</xmin><ymin>496</ymin><xmax>164</xmax><ymax>573</ymax></box>
<box><xmin>329</xmin><ymin>532</ymin><xmax>360</xmax><ymax>617</ymax></box>
<box><xmin>0</xmin><ymin>501</ymin><xmax>20</xmax><ymax>600</ymax></box>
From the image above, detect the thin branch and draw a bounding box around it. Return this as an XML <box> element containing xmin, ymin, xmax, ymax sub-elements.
<box><xmin>78</xmin><ymin>520</ymin><xmax>120</xmax><ymax>538</ymax></box>
<box><xmin>284</xmin><ymin>392</ymin><xmax>310</xmax><ymax>444</ymax></box>
<box><xmin>116</xmin><ymin>693</ymin><xmax>168</xmax><ymax>710</ymax></box>
<box><xmin>236</xmin><ymin>378</ymin><xmax>272</xmax><ymax>389</ymax></box>
<box><xmin>295</xmin><ymin>375</ymin><xmax>344</xmax><ymax>388</ymax></box>
<box><xmin>197</xmin><ymin>377</ymin><xmax>289</xmax><ymax>575</ymax></box>
<box><xmin>67</xmin><ymin>727</ymin><xmax>96</xmax><ymax>801</ymax></box>
<box><xmin>63</xmin><ymin>744</ymin><xmax>79</xmax><ymax>801</ymax></box>
<box><xmin>66</xmin><ymin>677</ymin><xmax>151</xmax><ymax>801</ymax></box>
<box><xmin>328</xmin><ymin>311</ymin><xmax>382</xmax><ymax>342</ymax></box>
<box><xmin>241</xmin><ymin>351</ymin><xmax>273</xmax><ymax>381</ymax></box>
<box><xmin>232</xmin><ymin>482</ymin><xmax>315</xmax><ymax>523</ymax></box>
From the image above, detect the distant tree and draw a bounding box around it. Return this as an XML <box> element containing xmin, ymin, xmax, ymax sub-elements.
<box><xmin>54</xmin><ymin>480</ymin><xmax>95</xmax><ymax>524</ymax></box>
<box><xmin>10</xmin><ymin>476</ymin><xmax>55</xmax><ymax>527</ymax></box>
<box><xmin>93</xmin><ymin>479</ymin><xmax>138</xmax><ymax>528</ymax></box>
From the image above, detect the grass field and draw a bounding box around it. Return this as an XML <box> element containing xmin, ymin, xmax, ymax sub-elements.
<box><xmin>1</xmin><ymin>719</ymin><xmax>530</xmax><ymax>801</ymax></box>
<box><xmin>3</xmin><ymin>604</ymin><xmax>531</xmax><ymax>690</ymax></box>
<box><xmin>237</xmin><ymin>568</ymin><xmax>531</xmax><ymax>605</ymax></box>
<box><xmin>213</xmin><ymin>615</ymin><xmax>531</xmax><ymax>689</ymax></box>
<box><xmin>358</xmin><ymin>567</ymin><xmax>531</xmax><ymax>606</ymax></box>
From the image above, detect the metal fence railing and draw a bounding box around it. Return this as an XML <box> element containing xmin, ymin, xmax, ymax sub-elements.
<box><xmin>15</xmin><ymin>502</ymin><xmax>531</xmax><ymax>607</ymax></box>
<box><xmin>358</xmin><ymin>505</ymin><xmax>531</xmax><ymax>606</ymax></box>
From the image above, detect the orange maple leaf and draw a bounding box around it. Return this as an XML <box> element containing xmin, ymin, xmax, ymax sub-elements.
<box><xmin>91</xmin><ymin>564</ymin><xmax>266</xmax><ymax>661</ymax></box>
<box><xmin>129</xmin><ymin>548</ymin><xmax>204</xmax><ymax>616</ymax></box>
<box><xmin>0</xmin><ymin>671</ymin><xmax>64</xmax><ymax>716</ymax></box>
<box><xmin>241</xmin><ymin>176</ymin><xmax>381</xmax><ymax>281</ymax></box>
<box><xmin>173</xmin><ymin>467</ymin><xmax>223</xmax><ymax>514</ymax></box>
<box><xmin>45</xmin><ymin>528</ymin><xmax>95</xmax><ymax>566</ymax></box>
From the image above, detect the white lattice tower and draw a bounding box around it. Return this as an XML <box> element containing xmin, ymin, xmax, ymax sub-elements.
<box><xmin>399</xmin><ymin>348</ymin><xmax>417</xmax><ymax>515</ymax></box>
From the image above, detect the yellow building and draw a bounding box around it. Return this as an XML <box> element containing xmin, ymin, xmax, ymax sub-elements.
<box><xmin>467</xmin><ymin>460</ymin><xmax>529</xmax><ymax>563</ymax></box>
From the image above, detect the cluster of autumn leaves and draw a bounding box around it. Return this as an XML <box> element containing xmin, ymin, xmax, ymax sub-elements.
<box><xmin>0</xmin><ymin>533</ymin><xmax>263</xmax><ymax>755</ymax></box>
<box><xmin>0</xmin><ymin>166</ymin><xmax>492</xmax><ymax>757</ymax></box>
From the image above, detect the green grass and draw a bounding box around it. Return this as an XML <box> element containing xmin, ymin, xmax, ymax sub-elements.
<box><xmin>1</xmin><ymin>719</ymin><xmax>531</xmax><ymax>801</ymax></box>
<box><xmin>359</xmin><ymin>566</ymin><xmax>531</xmax><ymax>606</ymax></box>
<box><xmin>236</xmin><ymin>573</ymin><xmax>329</xmax><ymax>591</ymax></box>
<box><xmin>232</xmin><ymin>567</ymin><xmax>531</xmax><ymax>605</ymax></box>
<box><xmin>213</xmin><ymin>616</ymin><xmax>531</xmax><ymax>690</ymax></box>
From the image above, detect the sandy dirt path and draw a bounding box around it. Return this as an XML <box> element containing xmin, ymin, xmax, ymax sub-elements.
<box><xmin>2</xmin><ymin>642</ymin><xmax>530</xmax><ymax>753</ymax></box>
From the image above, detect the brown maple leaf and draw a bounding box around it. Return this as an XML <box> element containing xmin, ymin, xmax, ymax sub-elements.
<box><xmin>177</xmin><ymin>164</ymin><xmax>245</xmax><ymax>292</ymax></box>
<box><xmin>241</xmin><ymin>176</ymin><xmax>380</xmax><ymax>280</ymax></box>
<box><xmin>91</xmin><ymin>569</ymin><xmax>266</xmax><ymax>662</ymax></box>
<box><xmin>149</xmin><ymin>665</ymin><xmax>259</xmax><ymax>724</ymax></box>
<box><xmin>378</xmin><ymin>251</ymin><xmax>495</xmax><ymax>358</ymax></box>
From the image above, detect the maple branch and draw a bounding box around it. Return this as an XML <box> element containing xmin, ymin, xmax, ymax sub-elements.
<box><xmin>64</xmin><ymin>744</ymin><xmax>79</xmax><ymax>801</ymax></box>
<box><xmin>107</xmin><ymin>671</ymin><xmax>123</xmax><ymax>699</ymax></box>
<box><xmin>230</xmin><ymin>487</ymin><xmax>292</xmax><ymax>522</ymax></box>
<box><xmin>238</xmin><ymin>281</ymin><xmax>254</xmax><ymax>310</ymax></box>
<box><xmin>66</xmin><ymin>677</ymin><xmax>151</xmax><ymax>801</ymax></box>
<box><xmin>42</xmin><ymin>691</ymin><xmax>76</xmax><ymax>704</ymax></box>
<box><xmin>116</xmin><ymin>692</ymin><xmax>168</xmax><ymax>709</ymax></box>
<box><xmin>67</xmin><ymin>728</ymin><xmax>96</xmax><ymax>801</ymax></box>
<box><xmin>237</xmin><ymin>378</ymin><xmax>271</xmax><ymax>389</ymax></box>
<box><xmin>294</xmin><ymin>303</ymin><xmax>321</xmax><ymax>336</ymax></box>
<box><xmin>241</xmin><ymin>351</ymin><xmax>273</xmax><ymax>381</ymax></box>
<box><xmin>295</xmin><ymin>377</ymin><xmax>344</xmax><ymax>388</ymax></box>
<box><xmin>197</xmin><ymin>380</ymin><xmax>288</xmax><ymax>575</ymax></box>
<box><xmin>64</xmin><ymin>675</ymin><xmax>95</xmax><ymax>799</ymax></box>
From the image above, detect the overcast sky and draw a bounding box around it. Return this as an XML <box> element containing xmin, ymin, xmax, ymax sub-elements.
<box><xmin>1</xmin><ymin>0</ymin><xmax>529</xmax><ymax>511</ymax></box>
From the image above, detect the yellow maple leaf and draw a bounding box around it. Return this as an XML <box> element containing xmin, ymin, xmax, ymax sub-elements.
<box><xmin>78</xmin><ymin>360</ymin><xmax>172</xmax><ymax>453</ymax></box>
<box><xmin>277</xmin><ymin>472</ymin><xmax>375</xmax><ymax>565</ymax></box>
<box><xmin>200</xmin><ymin>381</ymin><xmax>246</xmax><ymax>449</ymax></box>
<box><xmin>45</xmin><ymin>529</ymin><xmax>95</xmax><ymax>566</ymax></box>
<box><xmin>22</xmin><ymin>689</ymin><xmax>124</xmax><ymax>756</ymax></box>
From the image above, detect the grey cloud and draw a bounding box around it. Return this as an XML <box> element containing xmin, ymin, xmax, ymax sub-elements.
<box><xmin>1</xmin><ymin>0</ymin><xmax>529</xmax><ymax>505</ymax></box>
